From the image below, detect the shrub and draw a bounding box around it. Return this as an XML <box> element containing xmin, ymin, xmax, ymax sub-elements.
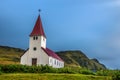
<box><xmin>58</xmin><ymin>67</ymin><xmax>76</xmax><ymax>74</ymax></box>
<box><xmin>96</xmin><ymin>70</ymin><xmax>106</xmax><ymax>76</ymax></box>
<box><xmin>41</xmin><ymin>65</ymin><xmax>54</xmax><ymax>73</ymax></box>
<box><xmin>0</xmin><ymin>64</ymin><xmax>31</xmax><ymax>73</ymax></box>
<box><xmin>0</xmin><ymin>64</ymin><xmax>57</xmax><ymax>73</ymax></box>
<box><xmin>0</xmin><ymin>64</ymin><xmax>96</xmax><ymax>74</ymax></box>
<box><xmin>112</xmin><ymin>70</ymin><xmax>120</xmax><ymax>80</ymax></box>
<box><xmin>0</xmin><ymin>67</ymin><xmax>2</xmax><ymax>75</ymax></box>
<box><xmin>96</xmin><ymin>70</ymin><xmax>112</xmax><ymax>76</ymax></box>
<box><xmin>79</xmin><ymin>68</ymin><xmax>95</xmax><ymax>75</ymax></box>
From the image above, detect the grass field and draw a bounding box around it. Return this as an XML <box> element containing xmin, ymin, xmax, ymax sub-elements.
<box><xmin>0</xmin><ymin>73</ymin><xmax>112</xmax><ymax>80</ymax></box>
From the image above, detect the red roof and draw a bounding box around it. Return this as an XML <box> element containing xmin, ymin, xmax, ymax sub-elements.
<box><xmin>30</xmin><ymin>15</ymin><xmax>46</xmax><ymax>37</ymax></box>
<box><xmin>41</xmin><ymin>47</ymin><xmax>63</xmax><ymax>61</ymax></box>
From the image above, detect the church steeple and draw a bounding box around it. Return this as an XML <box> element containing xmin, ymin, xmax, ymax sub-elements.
<box><xmin>30</xmin><ymin>15</ymin><xmax>46</xmax><ymax>38</ymax></box>
<box><xmin>29</xmin><ymin>14</ymin><xmax>46</xmax><ymax>49</ymax></box>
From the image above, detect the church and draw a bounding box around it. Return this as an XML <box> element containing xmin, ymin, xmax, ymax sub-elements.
<box><xmin>20</xmin><ymin>14</ymin><xmax>64</xmax><ymax>68</ymax></box>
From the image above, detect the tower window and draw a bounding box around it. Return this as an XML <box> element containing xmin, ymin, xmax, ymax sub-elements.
<box><xmin>33</xmin><ymin>36</ymin><xmax>38</xmax><ymax>40</ymax></box>
<box><xmin>33</xmin><ymin>36</ymin><xmax>36</xmax><ymax>40</ymax></box>
<box><xmin>33</xmin><ymin>47</ymin><xmax>37</xmax><ymax>51</ymax></box>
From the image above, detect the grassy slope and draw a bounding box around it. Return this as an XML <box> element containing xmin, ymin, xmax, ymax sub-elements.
<box><xmin>0</xmin><ymin>73</ymin><xmax>112</xmax><ymax>80</ymax></box>
<box><xmin>0</xmin><ymin>46</ymin><xmax>23</xmax><ymax>64</ymax></box>
<box><xmin>57</xmin><ymin>51</ymin><xmax>106</xmax><ymax>70</ymax></box>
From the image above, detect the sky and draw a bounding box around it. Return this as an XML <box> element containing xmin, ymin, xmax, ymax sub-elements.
<box><xmin>0</xmin><ymin>0</ymin><xmax>120</xmax><ymax>69</ymax></box>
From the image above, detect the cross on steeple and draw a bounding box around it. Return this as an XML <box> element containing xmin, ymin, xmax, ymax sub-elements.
<box><xmin>38</xmin><ymin>9</ymin><xmax>41</xmax><ymax>13</ymax></box>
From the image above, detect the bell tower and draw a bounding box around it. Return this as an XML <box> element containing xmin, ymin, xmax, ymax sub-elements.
<box><xmin>29</xmin><ymin>15</ymin><xmax>46</xmax><ymax>53</ymax></box>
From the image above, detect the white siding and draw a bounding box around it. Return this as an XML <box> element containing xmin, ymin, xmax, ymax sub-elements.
<box><xmin>48</xmin><ymin>57</ymin><xmax>64</xmax><ymax>68</ymax></box>
<box><xmin>21</xmin><ymin>48</ymin><xmax>64</xmax><ymax>68</ymax></box>
<box><xmin>29</xmin><ymin>36</ymin><xmax>46</xmax><ymax>49</ymax></box>
<box><xmin>49</xmin><ymin>57</ymin><xmax>53</xmax><ymax>66</ymax></box>
<box><xmin>41</xmin><ymin>36</ymin><xmax>46</xmax><ymax>49</ymax></box>
<box><xmin>20</xmin><ymin>50</ymin><xmax>29</xmax><ymax>65</ymax></box>
<box><xmin>21</xmin><ymin>48</ymin><xmax>49</xmax><ymax>66</ymax></box>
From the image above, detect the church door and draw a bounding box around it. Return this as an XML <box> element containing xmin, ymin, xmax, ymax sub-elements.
<box><xmin>32</xmin><ymin>58</ymin><xmax>37</xmax><ymax>66</ymax></box>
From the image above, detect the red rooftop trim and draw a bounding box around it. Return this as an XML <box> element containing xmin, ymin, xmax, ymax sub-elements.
<box><xmin>30</xmin><ymin>15</ymin><xmax>46</xmax><ymax>37</ymax></box>
<box><xmin>41</xmin><ymin>47</ymin><xmax>63</xmax><ymax>61</ymax></box>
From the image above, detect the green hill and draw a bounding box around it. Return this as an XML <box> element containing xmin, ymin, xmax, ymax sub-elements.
<box><xmin>57</xmin><ymin>51</ymin><xmax>106</xmax><ymax>70</ymax></box>
<box><xmin>0</xmin><ymin>45</ymin><xmax>106</xmax><ymax>70</ymax></box>
<box><xmin>0</xmin><ymin>46</ymin><xmax>23</xmax><ymax>64</ymax></box>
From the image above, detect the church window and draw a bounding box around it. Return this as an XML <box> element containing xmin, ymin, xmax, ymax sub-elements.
<box><xmin>33</xmin><ymin>36</ymin><xmax>38</xmax><ymax>40</ymax></box>
<box><xmin>33</xmin><ymin>47</ymin><xmax>37</xmax><ymax>51</ymax></box>
<box><xmin>36</xmin><ymin>36</ymin><xmax>38</xmax><ymax>40</ymax></box>
<box><xmin>59</xmin><ymin>62</ymin><xmax>60</xmax><ymax>66</ymax></box>
<box><xmin>57</xmin><ymin>61</ymin><xmax>58</xmax><ymax>65</ymax></box>
<box><xmin>50</xmin><ymin>59</ymin><xmax>52</xmax><ymax>63</ymax></box>
<box><xmin>33</xmin><ymin>36</ymin><xmax>36</xmax><ymax>40</ymax></box>
<box><xmin>54</xmin><ymin>60</ymin><xmax>56</xmax><ymax>65</ymax></box>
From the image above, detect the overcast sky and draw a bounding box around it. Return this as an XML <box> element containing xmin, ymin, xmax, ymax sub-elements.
<box><xmin>0</xmin><ymin>0</ymin><xmax>120</xmax><ymax>69</ymax></box>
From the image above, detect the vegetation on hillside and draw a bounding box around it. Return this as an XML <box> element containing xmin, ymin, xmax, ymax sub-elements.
<box><xmin>0</xmin><ymin>46</ymin><xmax>23</xmax><ymax>64</ymax></box>
<box><xmin>0</xmin><ymin>64</ymin><xmax>94</xmax><ymax>74</ymax></box>
<box><xmin>57</xmin><ymin>51</ymin><xmax>106</xmax><ymax>70</ymax></box>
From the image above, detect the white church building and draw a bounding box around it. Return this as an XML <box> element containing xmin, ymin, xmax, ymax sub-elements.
<box><xmin>20</xmin><ymin>15</ymin><xmax>64</xmax><ymax>68</ymax></box>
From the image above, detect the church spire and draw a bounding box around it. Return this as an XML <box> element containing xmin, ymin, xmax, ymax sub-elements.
<box><xmin>30</xmin><ymin>14</ymin><xmax>46</xmax><ymax>38</ymax></box>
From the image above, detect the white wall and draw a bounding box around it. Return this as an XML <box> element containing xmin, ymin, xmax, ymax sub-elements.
<box><xmin>20</xmin><ymin>50</ymin><xmax>29</xmax><ymax>65</ymax></box>
<box><xmin>29</xmin><ymin>36</ymin><xmax>46</xmax><ymax>50</ymax></box>
<box><xmin>41</xmin><ymin>36</ymin><xmax>46</xmax><ymax>49</ymax></box>
<box><xmin>21</xmin><ymin>49</ymin><xmax>64</xmax><ymax>68</ymax></box>
<box><xmin>21</xmin><ymin>48</ymin><xmax>49</xmax><ymax>66</ymax></box>
<box><xmin>49</xmin><ymin>57</ymin><xmax>64</xmax><ymax>68</ymax></box>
